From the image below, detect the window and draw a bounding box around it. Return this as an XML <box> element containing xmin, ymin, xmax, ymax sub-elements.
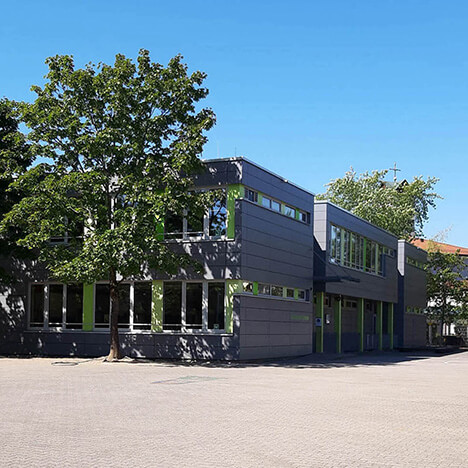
<box><xmin>94</xmin><ymin>284</ymin><xmax>130</xmax><ymax>329</ymax></box>
<box><xmin>49</xmin><ymin>217</ymin><xmax>84</xmax><ymax>244</ymax></box>
<box><xmin>163</xmin><ymin>282</ymin><xmax>182</xmax><ymax>331</ymax></box>
<box><xmin>209</xmin><ymin>194</ymin><xmax>227</xmax><ymax>237</ymax></box>
<box><xmin>329</xmin><ymin>224</ymin><xmax>389</xmax><ymax>277</ymax></box>
<box><xmin>243</xmin><ymin>282</ymin><xmax>253</xmax><ymax>293</ymax></box>
<box><xmin>245</xmin><ymin>188</ymin><xmax>258</xmax><ymax>203</ymax></box>
<box><xmin>186</xmin><ymin>283</ymin><xmax>203</xmax><ymax>330</ymax></box>
<box><xmin>271</xmin><ymin>200</ymin><xmax>281</xmax><ymax>212</ymax></box>
<box><xmin>284</xmin><ymin>206</ymin><xmax>295</xmax><ymax>218</ymax></box>
<box><xmin>330</xmin><ymin>225</ymin><xmax>342</xmax><ymax>264</ymax></box>
<box><xmin>298</xmin><ymin>210</ymin><xmax>309</xmax><ymax>223</ymax></box>
<box><xmin>164</xmin><ymin>212</ymin><xmax>183</xmax><ymax>239</ymax></box>
<box><xmin>30</xmin><ymin>284</ymin><xmax>44</xmax><ymax>328</ymax></box>
<box><xmin>243</xmin><ymin>188</ymin><xmax>310</xmax><ymax>224</ymax></box>
<box><xmin>95</xmin><ymin>284</ymin><xmax>110</xmax><ymax>328</ymax></box>
<box><xmin>134</xmin><ymin>282</ymin><xmax>152</xmax><ymax>330</ymax></box>
<box><xmin>286</xmin><ymin>288</ymin><xmax>295</xmax><ymax>298</ymax></box>
<box><xmin>208</xmin><ymin>283</ymin><xmax>225</xmax><ymax>330</ymax></box>
<box><xmin>262</xmin><ymin>196</ymin><xmax>271</xmax><ymax>208</ymax></box>
<box><xmin>345</xmin><ymin>299</ymin><xmax>357</xmax><ymax>309</ymax></box>
<box><xmin>118</xmin><ymin>284</ymin><xmax>131</xmax><ymax>328</ymax></box>
<box><xmin>297</xmin><ymin>290</ymin><xmax>306</xmax><ymax>300</ymax></box>
<box><xmin>162</xmin><ymin>281</ymin><xmax>226</xmax><ymax>332</ymax></box>
<box><xmin>406</xmin><ymin>257</ymin><xmax>425</xmax><ymax>269</ymax></box>
<box><xmin>271</xmin><ymin>285</ymin><xmax>283</xmax><ymax>297</ymax></box>
<box><xmin>258</xmin><ymin>283</ymin><xmax>270</xmax><ymax>295</ymax></box>
<box><xmin>66</xmin><ymin>284</ymin><xmax>83</xmax><ymax>329</ymax></box>
<box><xmin>164</xmin><ymin>190</ymin><xmax>227</xmax><ymax>240</ymax></box>
<box><xmin>49</xmin><ymin>284</ymin><xmax>64</xmax><ymax>327</ymax></box>
<box><xmin>261</xmin><ymin>196</ymin><xmax>282</xmax><ymax>212</ymax></box>
<box><xmin>186</xmin><ymin>211</ymin><xmax>204</xmax><ymax>239</ymax></box>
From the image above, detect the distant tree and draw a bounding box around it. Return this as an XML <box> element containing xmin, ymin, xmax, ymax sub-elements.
<box><xmin>0</xmin><ymin>99</ymin><xmax>33</xmax><ymax>283</ymax></box>
<box><xmin>1</xmin><ymin>50</ymin><xmax>216</xmax><ymax>360</ymax></box>
<box><xmin>317</xmin><ymin>169</ymin><xmax>439</xmax><ymax>239</ymax></box>
<box><xmin>425</xmin><ymin>243</ymin><xmax>468</xmax><ymax>338</ymax></box>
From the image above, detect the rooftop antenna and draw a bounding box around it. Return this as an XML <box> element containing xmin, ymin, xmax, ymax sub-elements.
<box><xmin>389</xmin><ymin>162</ymin><xmax>401</xmax><ymax>183</ymax></box>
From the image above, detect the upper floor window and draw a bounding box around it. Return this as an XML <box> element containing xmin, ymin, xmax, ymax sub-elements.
<box><xmin>164</xmin><ymin>190</ymin><xmax>226</xmax><ymax>240</ymax></box>
<box><xmin>245</xmin><ymin>188</ymin><xmax>258</xmax><ymax>203</ymax></box>
<box><xmin>329</xmin><ymin>223</ymin><xmax>391</xmax><ymax>277</ymax></box>
<box><xmin>284</xmin><ymin>205</ymin><xmax>295</xmax><ymax>218</ymax></box>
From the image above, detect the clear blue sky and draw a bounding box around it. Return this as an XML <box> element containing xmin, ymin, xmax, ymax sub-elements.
<box><xmin>2</xmin><ymin>0</ymin><xmax>467</xmax><ymax>245</ymax></box>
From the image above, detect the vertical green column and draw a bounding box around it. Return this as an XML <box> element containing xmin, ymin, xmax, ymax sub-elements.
<box><xmin>334</xmin><ymin>296</ymin><xmax>342</xmax><ymax>353</ymax></box>
<box><xmin>315</xmin><ymin>291</ymin><xmax>324</xmax><ymax>353</ymax></box>
<box><xmin>376</xmin><ymin>301</ymin><xmax>383</xmax><ymax>350</ymax></box>
<box><xmin>253</xmin><ymin>281</ymin><xmax>258</xmax><ymax>295</ymax></box>
<box><xmin>226</xmin><ymin>280</ymin><xmax>243</xmax><ymax>333</ymax></box>
<box><xmin>357</xmin><ymin>297</ymin><xmax>364</xmax><ymax>352</ymax></box>
<box><xmin>388</xmin><ymin>302</ymin><xmax>394</xmax><ymax>350</ymax></box>
<box><xmin>82</xmin><ymin>284</ymin><xmax>94</xmax><ymax>331</ymax></box>
<box><xmin>226</xmin><ymin>184</ymin><xmax>243</xmax><ymax>239</ymax></box>
<box><xmin>152</xmin><ymin>280</ymin><xmax>163</xmax><ymax>332</ymax></box>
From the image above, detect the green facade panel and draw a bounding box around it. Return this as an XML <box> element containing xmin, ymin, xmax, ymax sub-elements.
<box><xmin>82</xmin><ymin>284</ymin><xmax>94</xmax><ymax>331</ymax></box>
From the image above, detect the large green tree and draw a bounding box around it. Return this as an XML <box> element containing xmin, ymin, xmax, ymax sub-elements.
<box><xmin>425</xmin><ymin>243</ymin><xmax>468</xmax><ymax>338</ymax></box>
<box><xmin>317</xmin><ymin>169</ymin><xmax>439</xmax><ymax>239</ymax></box>
<box><xmin>0</xmin><ymin>99</ymin><xmax>33</xmax><ymax>283</ymax></box>
<box><xmin>1</xmin><ymin>50</ymin><xmax>216</xmax><ymax>360</ymax></box>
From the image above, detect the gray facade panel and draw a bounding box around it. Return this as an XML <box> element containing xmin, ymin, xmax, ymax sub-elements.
<box><xmin>238</xmin><ymin>295</ymin><xmax>313</xmax><ymax>360</ymax></box>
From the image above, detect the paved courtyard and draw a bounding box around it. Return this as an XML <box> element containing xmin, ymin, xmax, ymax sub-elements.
<box><xmin>0</xmin><ymin>351</ymin><xmax>467</xmax><ymax>467</ymax></box>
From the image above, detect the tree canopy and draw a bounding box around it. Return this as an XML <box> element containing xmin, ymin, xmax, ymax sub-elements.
<box><xmin>317</xmin><ymin>168</ymin><xmax>439</xmax><ymax>239</ymax></box>
<box><xmin>0</xmin><ymin>99</ymin><xmax>33</xmax><ymax>283</ymax></box>
<box><xmin>1</xmin><ymin>50</ymin><xmax>216</xmax><ymax>359</ymax></box>
<box><xmin>425</xmin><ymin>242</ymin><xmax>468</xmax><ymax>338</ymax></box>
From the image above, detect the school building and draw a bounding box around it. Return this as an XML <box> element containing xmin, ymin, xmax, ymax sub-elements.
<box><xmin>0</xmin><ymin>157</ymin><xmax>427</xmax><ymax>359</ymax></box>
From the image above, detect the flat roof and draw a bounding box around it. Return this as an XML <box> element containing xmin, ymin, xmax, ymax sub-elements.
<box><xmin>202</xmin><ymin>156</ymin><xmax>315</xmax><ymax>197</ymax></box>
<box><xmin>314</xmin><ymin>199</ymin><xmax>401</xmax><ymax>241</ymax></box>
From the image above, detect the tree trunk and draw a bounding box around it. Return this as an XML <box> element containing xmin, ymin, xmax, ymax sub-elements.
<box><xmin>107</xmin><ymin>270</ymin><xmax>122</xmax><ymax>361</ymax></box>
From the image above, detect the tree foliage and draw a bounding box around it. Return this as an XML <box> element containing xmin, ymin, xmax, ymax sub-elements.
<box><xmin>0</xmin><ymin>99</ymin><xmax>33</xmax><ymax>283</ymax></box>
<box><xmin>1</xmin><ymin>50</ymin><xmax>216</xmax><ymax>359</ymax></box>
<box><xmin>425</xmin><ymin>242</ymin><xmax>468</xmax><ymax>336</ymax></box>
<box><xmin>317</xmin><ymin>169</ymin><xmax>439</xmax><ymax>239</ymax></box>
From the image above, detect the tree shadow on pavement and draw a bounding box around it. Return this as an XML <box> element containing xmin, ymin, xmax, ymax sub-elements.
<box><xmin>119</xmin><ymin>349</ymin><xmax>468</xmax><ymax>370</ymax></box>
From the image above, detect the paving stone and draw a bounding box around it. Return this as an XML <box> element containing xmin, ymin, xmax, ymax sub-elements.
<box><xmin>0</xmin><ymin>351</ymin><xmax>467</xmax><ymax>467</ymax></box>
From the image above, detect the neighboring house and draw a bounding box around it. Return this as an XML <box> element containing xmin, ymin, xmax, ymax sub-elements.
<box><xmin>412</xmin><ymin>238</ymin><xmax>468</xmax><ymax>341</ymax></box>
<box><xmin>0</xmin><ymin>157</ymin><xmax>428</xmax><ymax>359</ymax></box>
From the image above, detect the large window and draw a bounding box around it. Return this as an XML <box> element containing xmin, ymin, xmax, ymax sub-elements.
<box><xmin>163</xmin><ymin>282</ymin><xmax>182</xmax><ymax>331</ymax></box>
<box><xmin>29</xmin><ymin>283</ymin><xmax>83</xmax><ymax>329</ymax></box>
<box><xmin>208</xmin><ymin>283</ymin><xmax>225</xmax><ymax>330</ymax></box>
<box><xmin>209</xmin><ymin>194</ymin><xmax>227</xmax><ymax>237</ymax></box>
<box><xmin>66</xmin><ymin>284</ymin><xmax>83</xmax><ymax>329</ymax></box>
<box><xmin>164</xmin><ymin>190</ymin><xmax>227</xmax><ymax>240</ymax></box>
<box><xmin>134</xmin><ymin>282</ymin><xmax>152</xmax><ymax>330</ymax></box>
<box><xmin>49</xmin><ymin>284</ymin><xmax>64</xmax><ymax>327</ymax></box>
<box><xmin>94</xmin><ymin>283</ymin><xmax>131</xmax><ymax>329</ymax></box>
<box><xmin>329</xmin><ymin>224</ymin><xmax>393</xmax><ymax>277</ymax></box>
<box><xmin>163</xmin><ymin>281</ymin><xmax>226</xmax><ymax>332</ymax></box>
<box><xmin>30</xmin><ymin>284</ymin><xmax>45</xmax><ymax>328</ymax></box>
<box><xmin>30</xmin><ymin>282</ymin><xmax>152</xmax><ymax>331</ymax></box>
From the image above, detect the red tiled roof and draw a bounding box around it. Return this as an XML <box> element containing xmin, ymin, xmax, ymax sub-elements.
<box><xmin>412</xmin><ymin>238</ymin><xmax>468</xmax><ymax>256</ymax></box>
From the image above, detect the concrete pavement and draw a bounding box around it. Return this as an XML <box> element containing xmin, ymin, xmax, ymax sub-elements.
<box><xmin>0</xmin><ymin>351</ymin><xmax>467</xmax><ymax>467</ymax></box>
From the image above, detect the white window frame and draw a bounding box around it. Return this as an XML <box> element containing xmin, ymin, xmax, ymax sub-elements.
<box><xmin>162</xmin><ymin>280</ymin><xmax>226</xmax><ymax>334</ymax></box>
<box><xmin>165</xmin><ymin>188</ymin><xmax>227</xmax><ymax>241</ymax></box>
